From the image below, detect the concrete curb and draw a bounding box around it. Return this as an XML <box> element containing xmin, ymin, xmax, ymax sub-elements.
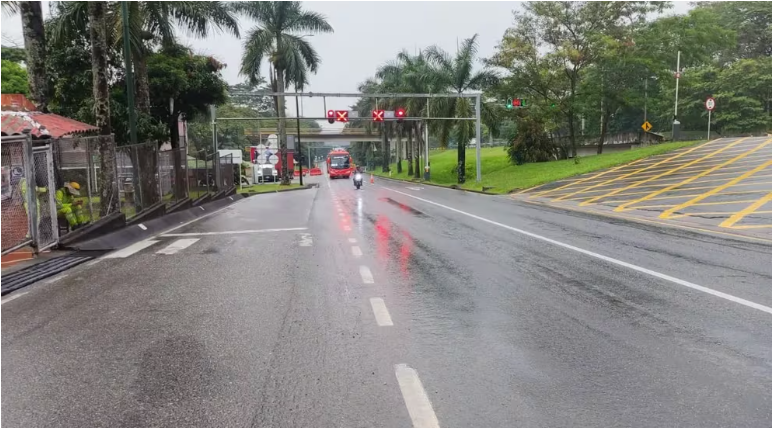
<box><xmin>67</xmin><ymin>194</ymin><xmax>246</xmax><ymax>252</ymax></box>
<box><xmin>239</xmin><ymin>183</ymin><xmax>318</xmax><ymax>197</ymax></box>
<box><xmin>374</xmin><ymin>175</ymin><xmax>499</xmax><ymax>195</ymax></box>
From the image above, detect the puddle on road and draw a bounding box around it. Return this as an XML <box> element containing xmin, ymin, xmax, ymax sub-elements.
<box><xmin>378</xmin><ymin>198</ymin><xmax>428</xmax><ymax>218</ymax></box>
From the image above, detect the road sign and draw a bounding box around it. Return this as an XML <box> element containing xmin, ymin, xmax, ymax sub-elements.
<box><xmin>335</xmin><ymin>110</ymin><xmax>349</xmax><ymax>122</ymax></box>
<box><xmin>705</xmin><ymin>97</ymin><xmax>716</xmax><ymax>111</ymax></box>
<box><xmin>641</xmin><ymin>121</ymin><xmax>653</xmax><ymax>132</ymax></box>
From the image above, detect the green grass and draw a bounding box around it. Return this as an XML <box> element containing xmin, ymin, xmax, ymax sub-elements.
<box><xmin>239</xmin><ymin>183</ymin><xmax>302</xmax><ymax>194</ymax></box>
<box><xmin>373</xmin><ymin>140</ymin><xmax>704</xmax><ymax>194</ymax></box>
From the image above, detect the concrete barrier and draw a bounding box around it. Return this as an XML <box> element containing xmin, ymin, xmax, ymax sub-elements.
<box><xmin>68</xmin><ymin>194</ymin><xmax>245</xmax><ymax>252</ymax></box>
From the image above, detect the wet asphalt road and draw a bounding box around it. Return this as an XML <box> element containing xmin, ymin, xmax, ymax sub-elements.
<box><xmin>2</xmin><ymin>174</ymin><xmax>771</xmax><ymax>427</ymax></box>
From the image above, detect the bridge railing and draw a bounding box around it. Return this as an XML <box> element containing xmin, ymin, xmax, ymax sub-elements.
<box><xmin>243</xmin><ymin>128</ymin><xmax>372</xmax><ymax>136</ymax></box>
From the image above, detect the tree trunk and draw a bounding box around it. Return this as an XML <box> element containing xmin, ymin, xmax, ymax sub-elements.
<box><xmin>381</xmin><ymin>124</ymin><xmax>389</xmax><ymax>173</ymax></box>
<box><xmin>457</xmin><ymin>126</ymin><xmax>466</xmax><ymax>184</ymax></box>
<box><xmin>134</xmin><ymin>56</ymin><xmax>151</xmax><ymax>113</ymax></box>
<box><xmin>414</xmin><ymin>122</ymin><xmax>421</xmax><ymax>179</ymax></box>
<box><xmin>396</xmin><ymin>124</ymin><xmax>403</xmax><ymax>174</ymax></box>
<box><xmin>132</xmin><ymin>55</ymin><xmax>163</xmax><ymax>205</ymax></box>
<box><xmin>407</xmin><ymin>124</ymin><xmax>414</xmax><ymax>177</ymax></box>
<box><xmin>274</xmin><ymin>63</ymin><xmax>290</xmax><ymax>185</ymax></box>
<box><xmin>19</xmin><ymin>1</ymin><xmax>48</xmax><ymax>112</ymax></box>
<box><xmin>568</xmin><ymin>77</ymin><xmax>578</xmax><ymax>161</ymax></box>
<box><xmin>597</xmin><ymin>107</ymin><xmax>610</xmax><ymax>155</ymax></box>
<box><xmin>89</xmin><ymin>1</ymin><xmax>118</xmax><ymax>215</ymax></box>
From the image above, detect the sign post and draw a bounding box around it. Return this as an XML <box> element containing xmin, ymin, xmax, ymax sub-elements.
<box><xmin>705</xmin><ymin>97</ymin><xmax>716</xmax><ymax>141</ymax></box>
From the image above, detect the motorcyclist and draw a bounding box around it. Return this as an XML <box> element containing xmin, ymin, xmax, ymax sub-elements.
<box><xmin>353</xmin><ymin>165</ymin><xmax>364</xmax><ymax>186</ymax></box>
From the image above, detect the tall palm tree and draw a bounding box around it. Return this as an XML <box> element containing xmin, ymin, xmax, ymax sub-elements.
<box><xmin>236</xmin><ymin>1</ymin><xmax>333</xmax><ymax>185</ymax></box>
<box><xmin>88</xmin><ymin>1</ymin><xmax>119</xmax><ymax>215</ymax></box>
<box><xmin>425</xmin><ymin>35</ymin><xmax>499</xmax><ymax>183</ymax></box>
<box><xmin>7</xmin><ymin>1</ymin><xmax>49</xmax><ymax>111</ymax></box>
<box><xmin>1</xmin><ymin>1</ymin><xmax>19</xmax><ymax>15</ymax></box>
<box><xmin>376</xmin><ymin>50</ymin><xmax>441</xmax><ymax>179</ymax></box>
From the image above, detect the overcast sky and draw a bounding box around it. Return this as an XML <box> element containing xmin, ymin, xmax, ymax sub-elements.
<box><xmin>2</xmin><ymin>1</ymin><xmax>693</xmax><ymax>130</ymax></box>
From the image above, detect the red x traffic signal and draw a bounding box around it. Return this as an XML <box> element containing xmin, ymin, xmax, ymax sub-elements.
<box><xmin>372</xmin><ymin>109</ymin><xmax>385</xmax><ymax>122</ymax></box>
<box><xmin>335</xmin><ymin>110</ymin><xmax>349</xmax><ymax>122</ymax></box>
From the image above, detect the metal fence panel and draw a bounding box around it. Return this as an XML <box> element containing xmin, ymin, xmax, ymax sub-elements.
<box><xmin>1</xmin><ymin>135</ymin><xmax>32</xmax><ymax>254</ymax></box>
<box><xmin>32</xmin><ymin>145</ymin><xmax>58</xmax><ymax>250</ymax></box>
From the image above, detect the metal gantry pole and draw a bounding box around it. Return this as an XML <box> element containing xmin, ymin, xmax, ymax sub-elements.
<box><xmin>475</xmin><ymin>94</ymin><xmax>482</xmax><ymax>183</ymax></box>
<box><xmin>295</xmin><ymin>95</ymin><xmax>303</xmax><ymax>186</ymax></box>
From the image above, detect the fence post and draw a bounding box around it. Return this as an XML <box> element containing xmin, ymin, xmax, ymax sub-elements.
<box><xmin>46</xmin><ymin>144</ymin><xmax>59</xmax><ymax>243</ymax></box>
<box><xmin>156</xmin><ymin>144</ymin><xmax>163</xmax><ymax>204</ymax></box>
<box><xmin>23</xmin><ymin>130</ymin><xmax>39</xmax><ymax>254</ymax></box>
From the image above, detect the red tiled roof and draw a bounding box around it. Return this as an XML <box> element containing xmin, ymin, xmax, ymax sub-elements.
<box><xmin>1</xmin><ymin>112</ymin><xmax>98</xmax><ymax>139</ymax></box>
<box><xmin>0</xmin><ymin>94</ymin><xmax>37</xmax><ymax>111</ymax></box>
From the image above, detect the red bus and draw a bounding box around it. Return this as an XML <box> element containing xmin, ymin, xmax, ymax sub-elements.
<box><xmin>326</xmin><ymin>149</ymin><xmax>354</xmax><ymax>179</ymax></box>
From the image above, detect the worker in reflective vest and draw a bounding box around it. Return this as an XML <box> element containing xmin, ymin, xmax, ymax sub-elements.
<box><xmin>19</xmin><ymin>176</ymin><xmax>47</xmax><ymax>239</ymax></box>
<box><xmin>56</xmin><ymin>182</ymin><xmax>88</xmax><ymax>229</ymax></box>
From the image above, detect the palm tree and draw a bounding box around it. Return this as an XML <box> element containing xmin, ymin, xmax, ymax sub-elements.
<box><xmin>88</xmin><ymin>1</ymin><xmax>119</xmax><ymax>215</ymax></box>
<box><xmin>424</xmin><ymin>35</ymin><xmax>499</xmax><ymax>183</ymax></box>
<box><xmin>376</xmin><ymin>50</ymin><xmax>440</xmax><ymax>179</ymax></box>
<box><xmin>1</xmin><ymin>1</ymin><xmax>19</xmax><ymax>15</ymax></box>
<box><xmin>6</xmin><ymin>1</ymin><xmax>49</xmax><ymax>111</ymax></box>
<box><xmin>236</xmin><ymin>1</ymin><xmax>333</xmax><ymax>185</ymax></box>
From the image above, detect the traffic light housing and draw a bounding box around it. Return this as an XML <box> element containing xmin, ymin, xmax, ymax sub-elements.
<box><xmin>506</xmin><ymin>98</ymin><xmax>527</xmax><ymax>109</ymax></box>
<box><xmin>327</xmin><ymin>110</ymin><xmax>335</xmax><ymax>124</ymax></box>
<box><xmin>395</xmin><ymin>108</ymin><xmax>406</xmax><ymax>122</ymax></box>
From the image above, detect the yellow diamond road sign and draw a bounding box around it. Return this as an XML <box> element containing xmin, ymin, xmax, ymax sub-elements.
<box><xmin>641</xmin><ymin>121</ymin><xmax>653</xmax><ymax>132</ymax></box>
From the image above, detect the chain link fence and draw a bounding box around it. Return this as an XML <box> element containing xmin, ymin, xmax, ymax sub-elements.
<box><xmin>188</xmin><ymin>149</ymin><xmax>215</xmax><ymax>200</ymax></box>
<box><xmin>57</xmin><ymin>139</ymin><xmax>190</xmax><ymax>220</ymax></box>
<box><xmin>2</xmin><ymin>134</ymin><xmax>58</xmax><ymax>255</ymax></box>
<box><xmin>218</xmin><ymin>153</ymin><xmax>236</xmax><ymax>192</ymax></box>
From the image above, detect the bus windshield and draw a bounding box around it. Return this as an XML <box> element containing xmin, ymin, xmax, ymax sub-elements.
<box><xmin>330</xmin><ymin>156</ymin><xmax>350</xmax><ymax>169</ymax></box>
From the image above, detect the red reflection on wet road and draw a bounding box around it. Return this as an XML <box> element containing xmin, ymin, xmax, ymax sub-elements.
<box><xmin>399</xmin><ymin>230</ymin><xmax>413</xmax><ymax>279</ymax></box>
<box><xmin>375</xmin><ymin>214</ymin><xmax>391</xmax><ymax>264</ymax></box>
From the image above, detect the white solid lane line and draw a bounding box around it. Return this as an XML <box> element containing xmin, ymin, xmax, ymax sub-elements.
<box><xmin>351</xmin><ymin>246</ymin><xmax>362</xmax><ymax>257</ymax></box>
<box><xmin>157</xmin><ymin>238</ymin><xmax>199</xmax><ymax>255</ymax></box>
<box><xmin>383</xmin><ymin>187</ymin><xmax>772</xmax><ymax>314</ymax></box>
<box><xmin>348</xmin><ymin>238</ymin><xmax>357</xmax><ymax>243</ymax></box>
<box><xmin>104</xmin><ymin>240</ymin><xmax>159</xmax><ymax>258</ymax></box>
<box><xmin>369</xmin><ymin>298</ymin><xmax>393</xmax><ymax>326</ymax></box>
<box><xmin>161</xmin><ymin>227</ymin><xmax>307</xmax><ymax>237</ymax></box>
<box><xmin>359</xmin><ymin>265</ymin><xmax>374</xmax><ymax>284</ymax></box>
<box><xmin>395</xmin><ymin>364</ymin><xmax>440</xmax><ymax>428</ymax></box>
<box><xmin>45</xmin><ymin>274</ymin><xmax>68</xmax><ymax>284</ymax></box>
<box><xmin>1</xmin><ymin>291</ymin><xmax>29</xmax><ymax>305</ymax></box>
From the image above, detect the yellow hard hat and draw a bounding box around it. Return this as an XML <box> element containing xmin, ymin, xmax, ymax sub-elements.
<box><xmin>65</xmin><ymin>182</ymin><xmax>81</xmax><ymax>196</ymax></box>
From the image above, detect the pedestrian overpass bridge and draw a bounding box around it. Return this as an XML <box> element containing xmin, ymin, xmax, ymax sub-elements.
<box><xmin>244</xmin><ymin>128</ymin><xmax>383</xmax><ymax>143</ymax></box>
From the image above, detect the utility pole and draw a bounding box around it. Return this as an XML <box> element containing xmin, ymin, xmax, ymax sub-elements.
<box><xmin>121</xmin><ymin>2</ymin><xmax>137</xmax><ymax>145</ymax></box>
<box><xmin>672</xmin><ymin>51</ymin><xmax>681</xmax><ymax>140</ymax></box>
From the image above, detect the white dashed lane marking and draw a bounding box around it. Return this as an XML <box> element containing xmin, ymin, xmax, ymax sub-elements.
<box><xmin>359</xmin><ymin>266</ymin><xmax>374</xmax><ymax>284</ymax></box>
<box><xmin>369</xmin><ymin>298</ymin><xmax>394</xmax><ymax>326</ymax></box>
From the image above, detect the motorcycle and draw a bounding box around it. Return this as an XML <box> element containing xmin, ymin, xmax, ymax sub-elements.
<box><xmin>353</xmin><ymin>172</ymin><xmax>363</xmax><ymax>190</ymax></box>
